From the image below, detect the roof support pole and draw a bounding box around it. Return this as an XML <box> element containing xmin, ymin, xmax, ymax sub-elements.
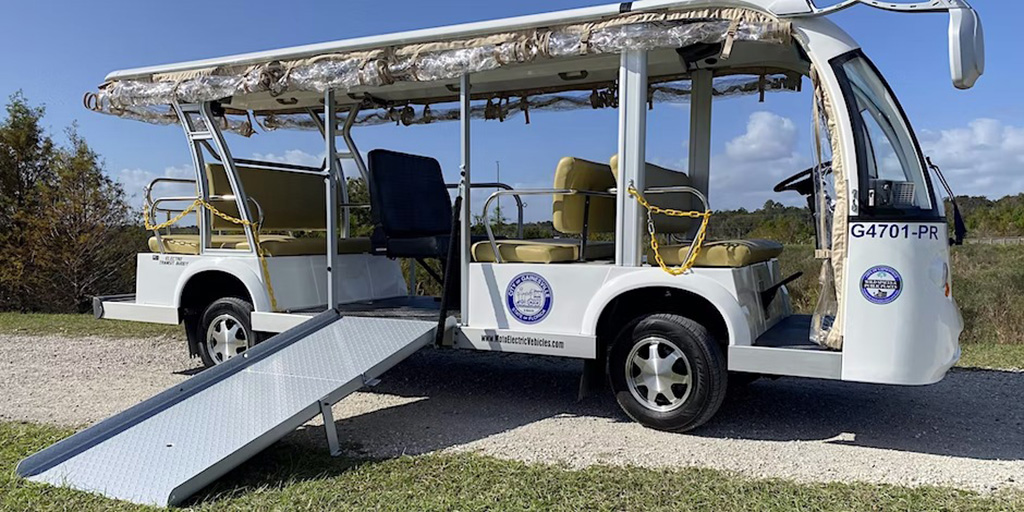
<box><xmin>172</xmin><ymin>103</ymin><xmax>213</xmax><ymax>253</ymax></box>
<box><xmin>191</xmin><ymin>102</ymin><xmax>257</xmax><ymax>255</ymax></box>
<box><xmin>324</xmin><ymin>90</ymin><xmax>341</xmax><ymax>308</ymax></box>
<box><xmin>615</xmin><ymin>50</ymin><xmax>648</xmax><ymax>267</ymax></box>
<box><xmin>308</xmin><ymin>107</ymin><xmax>350</xmax><ymax>239</ymax></box>
<box><xmin>459</xmin><ymin>73</ymin><xmax>472</xmax><ymax>323</ymax></box>
<box><xmin>688</xmin><ymin>69</ymin><xmax>713</xmax><ymax>204</ymax></box>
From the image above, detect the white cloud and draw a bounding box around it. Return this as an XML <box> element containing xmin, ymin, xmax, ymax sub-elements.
<box><xmin>725</xmin><ymin>111</ymin><xmax>798</xmax><ymax>162</ymax></box>
<box><xmin>920</xmin><ymin>119</ymin><xmax>1024</xmax><ymax>198</ymax></box>
<box><xmin>710</xmin><ymin>111</ymin><xmax>809</xmax><ymax>210</ymax></box>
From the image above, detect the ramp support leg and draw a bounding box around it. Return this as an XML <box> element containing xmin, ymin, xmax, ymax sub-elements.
<box><xmin>319</xmin><ymin>400</ymin><xmax>342</xmax><ymax>457</ymax></box>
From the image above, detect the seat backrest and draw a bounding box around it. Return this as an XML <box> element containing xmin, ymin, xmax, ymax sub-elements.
<box><xmin>367</xmin><ymin>149</ymin><xmax>453</xmax><ymax>238</ymax></box>
<box><xmin>609</xmin><ymin>155</ymin><xmax>694</xmax><ymax>234</ymax></box>
<box><xmin>206</xmin><ymin>164</ymin><xmax>327</xmax><ymax>231</ymax></box>
<box><xmin>552</xmin><ymin>157</ymin><xmax>617</xmax><ymax>235</ymax></box>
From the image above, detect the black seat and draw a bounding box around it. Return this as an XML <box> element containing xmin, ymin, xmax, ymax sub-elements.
<box><xmin>368</xmin><ymin>149</ymin><xmax>496</xmax><ymax>262</ymax></box>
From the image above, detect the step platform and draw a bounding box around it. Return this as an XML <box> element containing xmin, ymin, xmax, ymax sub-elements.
<box><xmin>16</xmin><ymin>310</ymin><xmax>439</xmax><ymax>507</ymax></box>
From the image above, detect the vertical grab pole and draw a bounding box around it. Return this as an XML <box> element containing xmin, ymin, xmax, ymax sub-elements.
<box><xmin>615</xmin><ymin>50</ymin><xmax>648</xmax><ymax>267</ymax></box>
<box><xmin>200</xmin><ymin>102</ymin><xmax>257</xmax><ymax>253</ymax></box>
<box><xmin>459</xmin><ymin>73</ymin><xmax>472</xmax><ymax>324</ymax></box>
<box><xmin>688</xmin><ymin>69</ymin><xmax>713</xmax><ymax>204</ymax></box>
<box><xmin>340</xmin><ymin>103</ymin><xmax>369</xmax><ymax>240</ymax></box>
<box><xmin>325</xmin><ymin>90</ymin><xmax>341</xmax><ymax>308</ymax></box>
<box><xmin>172</xmin><ymin>103</ymin><xmax>212</xmax><ymax>252</ymax></box>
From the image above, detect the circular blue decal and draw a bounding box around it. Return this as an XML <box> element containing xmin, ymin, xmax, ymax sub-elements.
<box><xmin>506</xmin><ymin>272</ymin><xmax>553</xmax><ymax>324</ymax></box>
<box><xmin>860</xmin><ymin>266</ymin><xmax>903</xmax><ymax>305</ymax></box>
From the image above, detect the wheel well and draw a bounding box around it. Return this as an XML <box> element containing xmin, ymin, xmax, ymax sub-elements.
<box><xmin>595</xmin><ymin>287</ymin><xmax>730</xmax><ymax>352</ymax></box>
<box><xmin>180</xmin><ymin>271</ymin><xmax>253</xmax><ymax>317</ymax></box>
<box><xmin>179</xmin><ymin>271</ymin><xmax>253</xmax><ymax>355</ymax></box>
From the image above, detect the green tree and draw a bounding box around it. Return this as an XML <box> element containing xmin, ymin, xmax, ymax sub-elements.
<box><xmin>0</xmin><ymin>94</ymin><xmax>141</xmax><ymax>312</ymax></box>
<box><xmin>27</xmin><ymin>128</ymin><xmax>141</xmax><ymax>312</ymax></box>
<box><xmin>0</xmin><ymin>92</ymin><xmax>55</xmax><ymax>310</ymax></box>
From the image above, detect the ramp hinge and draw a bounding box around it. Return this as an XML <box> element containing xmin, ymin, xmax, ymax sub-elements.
<box><xmin>362</xmin><ymin>375</ymin><xmax>381</xmax><ymax>387</ymax></box>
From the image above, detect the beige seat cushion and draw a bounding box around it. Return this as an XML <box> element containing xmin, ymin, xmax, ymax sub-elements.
<box><xmin>552</xmin><ymin>157</ymin><xmax>617</xmax><ymax>235</ymax></box>
<box><xmin>149</xmin><ymin>234</ymin><xmax>370</xmax><ymax>256</ymax></box>
<box><xmin>472</xmin><ymin>240</ymin><xmax>578</xmax><ymax>264</ymax></box>
<box><xmin>471</xmin><ymin>240</ymin><xmax>614</xmax><ymax>263</ymax></box>
<box><xmin>147</xmin><ymin>234</ymin><xmax>265</xmax><ymax>255</ymax></box>
<box><xmin>235</xmin><ymin>237</ymin><xmax>371</xmax><ymax>256</ymax></box>
<box><xmin>649</xmin><ymin>239</ymin><xmax>784</xmax><ymax>268</ymax></box>
<box><xmin>609</xmin><ymin>155</ymin><xmax>694</xmax><ymax>234</ymax></box>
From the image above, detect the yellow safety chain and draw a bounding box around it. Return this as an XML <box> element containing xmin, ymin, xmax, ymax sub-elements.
<box><xmin>627</xmin><ymin>185</ymin><xmax>712</xmax><ymax>276</ymax></box>
<box><xmin>144</xmin><ymin>199</ymin><xmax>278</xmax><ymax>311</ymax></box>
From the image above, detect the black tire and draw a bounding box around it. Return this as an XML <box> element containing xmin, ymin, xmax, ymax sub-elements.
<box><xmin>196</xmin><ymin>297</ymin><xmax>260</xmax><ymax>368</ymax></box>
<box><xmin>607</xmin><ymin>313</ymin><xmax>727</xmax><ymax>432</ymax></box>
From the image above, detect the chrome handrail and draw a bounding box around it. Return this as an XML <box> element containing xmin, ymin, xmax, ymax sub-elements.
<box><xmin>479</xmin><ymin>188</ymin><xmax>615</xmax><ymax>263</ymax></box>
<box><xmin>614</xmin><ymin>184</ymin><xmax>711</xmax><ymax>268</ymax></box>
<box><xmin>447</xmin><ymin>182</ymin><xmax>525</xmax><ymax>239</ymax></box>
<box><xmin>150</xmin><ymin>195</ymin><xmax>265</xmax><ymax>229</ymax></box>
<box><xmin>148</xmin><ymin>195</ymin><xmax>265</xmax><ymax>253</ymax></box>
<box><xmin>144</xmin><ymin>178</ymin><xmax>197</xmax><ymax>214</ymax></box>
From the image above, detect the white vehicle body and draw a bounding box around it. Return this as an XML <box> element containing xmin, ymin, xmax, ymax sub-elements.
<box><xmin>91</xmin><ymin>0</ymin><xmax>982</xmax><ymax>392</ymax></box>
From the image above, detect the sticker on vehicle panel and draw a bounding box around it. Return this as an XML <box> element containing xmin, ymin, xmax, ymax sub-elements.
<box><xmin>506</xmin><ymin>272</ymin><xmax>553</xmax><ymax>324</ymax></box>
<box><xmin>860</xmin><ymin>266</ymin><xmax>903</xmax><ymax>305</ymax></box>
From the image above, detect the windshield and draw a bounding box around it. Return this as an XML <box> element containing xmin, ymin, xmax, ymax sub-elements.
<box><xmin>832</xmin><ymin>52</ymin><xmax>938</xmax><ymax>218</ymax></box>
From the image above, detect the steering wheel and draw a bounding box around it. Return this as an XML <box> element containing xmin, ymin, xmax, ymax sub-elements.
<box><xmin>773</xmin><ymin>161</ymin><xmax>831</xmax><ymax>196</ymax></box>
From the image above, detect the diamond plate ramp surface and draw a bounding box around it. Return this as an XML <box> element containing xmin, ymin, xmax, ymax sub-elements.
<box><xmin>16</xmin><ymin>311</ymin><xmax>436</xmax><ymax>507</ymax></box>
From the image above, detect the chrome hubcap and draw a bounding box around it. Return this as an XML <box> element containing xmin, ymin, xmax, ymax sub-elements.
<box><xmin>205</xmin><ymin>314</ymin><xmax>248</xmax><ymax>364</ymax></box>
<box><xmin>626</xmin><ymin>337</ymin><xmax>693</xmax><ymax>412</ymax></box>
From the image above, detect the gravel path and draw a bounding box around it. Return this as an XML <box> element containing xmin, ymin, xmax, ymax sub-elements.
<box><xmin>1</xmin><ymin>334</ymin><xmax>1022</xmax><ymax>492</ymax></box>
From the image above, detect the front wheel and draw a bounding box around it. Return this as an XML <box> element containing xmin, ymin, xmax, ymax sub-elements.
<box><xmin>196</xmin><ymin>297</ymin><xmax>260</xmax><ymax>368</ymax></box>
<box><xmin>607</xmin><ymin>314</ymin><xmax>727</xmax><ymax>432</ymax></box>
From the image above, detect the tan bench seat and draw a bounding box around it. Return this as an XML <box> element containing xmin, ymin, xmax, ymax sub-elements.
<box><xmin>649</xmin><ymin>239</ymin><xmax>783</xmax><ymax>268</ymax></box>
<box><xmin>148</xmin><ymin>235</ymin><xmax>371</xmax><ymax>256</ymax></box>
<box><xmin>147</xmin><ymin>234</ymin><xmax>288</xmax><ymax>255</ymax></box>
<box><xmin>234</xmin><ymin>237</ymin><xmax>371</xmax><ymax>256</ymax></box>
<box><xmin>472</xmin><ymin>240</ymin><xmax>614</xmax><ymax>263</ymax></box>
<box><xmin>472</xmin><ymin>157</ymin><xmax>617</xmax><ymax>264</ymax></box>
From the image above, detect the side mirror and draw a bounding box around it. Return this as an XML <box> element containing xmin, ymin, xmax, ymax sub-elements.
<box><xmin>949</xmin><ymin>7</ymin><xmax>985</xmax><ymax>89</ymax></box>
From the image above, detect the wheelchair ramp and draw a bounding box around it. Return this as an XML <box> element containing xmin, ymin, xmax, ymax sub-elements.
<box><xmin>16</xmin><ymin>310</ymin><xmax>438</xmax><ymax>507</ymax></box>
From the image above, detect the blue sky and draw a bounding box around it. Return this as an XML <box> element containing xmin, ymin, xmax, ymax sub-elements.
<box><xmin>1</xmin><ymin>0</ymin><xmax>1020</xmax><ymax>221</ymax></box>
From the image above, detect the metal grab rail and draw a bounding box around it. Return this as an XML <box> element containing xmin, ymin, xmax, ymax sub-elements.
<box><xmin>150</xmin><ymin>195</ymin><xmax>265</xmax><ymax>229</ymax></box>
<box><xmin>610</xmin><ymin>185</ymin><xmax>709</xmax><ymax>207</ymax></box>
<box><xmin>147</xmin><ymin>194</ymin><xmax>266</xmax><ymax>254</ymax></box>
<box><xmin>144</xmin><ymin>178</ymin><xmax>197</xmax><ymax>216</ymax></box>
<box><xmin>480</xmin><ymin>188</ymin><xmax>615</xmax><ymax>263</ymax></box>
<box><xmin>446</xmin><ymin>182</ymin><xmax>524</xmax><ymax>239</ymax></box>
<box><xmin>619</xmin><ymin>185</ymin><xmax>711</xmax><ymax>271</ymax></box>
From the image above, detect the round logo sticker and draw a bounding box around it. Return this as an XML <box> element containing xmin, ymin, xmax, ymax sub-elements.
<box><xmin>860</xmin><ymin>266</ymin><xmax>903</xmax><ymax>305</ymax></box>
<box><xmin>506</xmin><ymin>272</ymin><xmax>553</xmax><ymax>323</ymax></box>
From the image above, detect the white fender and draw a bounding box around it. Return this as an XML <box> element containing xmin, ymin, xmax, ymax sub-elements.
<box><xmin>173</xmin><ymin>257</ymin><xmax>271</xmax><ymax>312</ymax></box>
<box><xmin>580</xmin><ymin>271</ymin><xmax>752</xmax><ymax>346</ymax></box>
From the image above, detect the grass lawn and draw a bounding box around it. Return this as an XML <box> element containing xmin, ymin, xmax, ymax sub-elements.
<box><xmin>2</xmin><ymin>422</ymin><xmax>1022</xmax><ymax>511</ymax></box>
<box><xmin>0</xmin><ymin>313</ymin><xmax>181</xmax><ymax>340</ymax></box>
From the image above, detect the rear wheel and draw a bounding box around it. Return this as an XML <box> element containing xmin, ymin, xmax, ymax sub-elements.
<box><xmin>607</xmin><ymin>313</ymin><xmax>727</xmax><ymax>432</ymax></box>
<box><xmin>196</xmin><ymin>297</ymin><xmax>259</xmax><ymax>368</ymax></box>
